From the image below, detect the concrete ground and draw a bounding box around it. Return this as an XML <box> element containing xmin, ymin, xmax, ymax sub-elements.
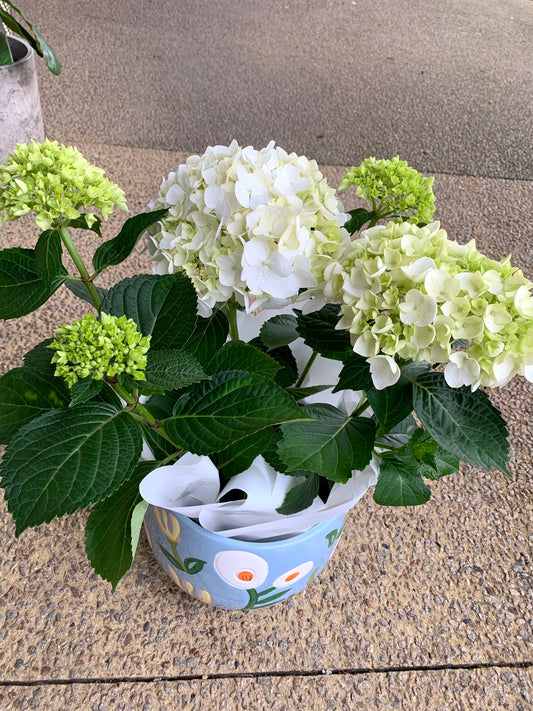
<box><xmin>1</xmin><ymin>1</ymin><xmax>533</xmax><ymax>709</ymax></box>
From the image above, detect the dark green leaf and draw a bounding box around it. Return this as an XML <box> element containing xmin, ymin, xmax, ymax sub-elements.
<box><xmin>144</xmin><ymin>349</ymin><xmax>208</xmax><ymax>390</ymax></box>
<box><xmin>0</xmin><ymin>367</ymin><xmax>69</xmax><ymax>444</ymax></box>
<box><xmin>68</xmin><ymin>214</ymin><xmax>102</xmax><ymax>236</ymax></box>
<box><xmin>333</xmin><ymin>352</ymin><xmax>373</xmax><ymax>392</ymax></box>
<box><xmin>278</xmin><ymin>403</ymin><xmax>376</xmax><ymax>483</ymax></box>
<box><xmin>85</xmin><ymin>460</ymin><xmax>160</xmax><ymax>589</ymax></box>
<box><xmin>419</xmin><ymin>448</ymin><xmax>460</xmax><ymax>481</ymax></box>
<box><xmin>367</xmin><ymin>377</ymin><xmax>413</xmax><ymax>431</ymax></box>
<box><xmin>34</xmin><ymin>230</ymin><xmax>64</xmax><ymax>288</ymax></box>
<box><xmin>216</xmin><ymin>427</ymin><xmax>274</xmax><ymax>478</ymax></box>
<box><xmin>69</xmin><ymin>377</ymin><xmax>104</xmax><ymax>407</ymax></box>
<box><xmin>92</xmin><ymin>209</ymin><xmax>168</xmax><ymax>274</ymax></box>
<box><xmin>377</xmin><ymin>414</ymin><xmax>418</xmax><ymax>448</ymax></box>
<box><xmin>344</xmin><ymin>208</ymin><xmax>376</xmax><ymax>234</ymax></box>
<box><xmin>64</xmin><ymin>279</ymin><xmax>108</xmax><ymax>306</ymax></box>
<box><xmin>163</xmin><ymin>371</ymin><xmax>305</xmax><ymax>455</ymax></box>
<box><xmin>0</xmin><ymin>25</ymin><xmax>14</xmax><ymax>64</ymax></box>
<box><xmin>259</xmin><ymin>314</ymin><xmax>299</xmax><ymax>349</ymax></box>
<box><xmin>287</xmin><ymin>384</ymin><xmax>332</xmax><ymax>400</ymax></box>
<box><xmin>296</xmin><ymin>305</ymin><xmax>353</xmax><ymax>361</ymax></box>
<box><xmin>0</xmin><ymin>1</ymin><xmax>61</xmax><ymax>74</ymax></box>
<box><xmin>101</xmin><ymin>273</ymin><xmax>198</xmax><ymax>350</ymax></box>
<box><xmin>206</xmin><ymin>341</ymin><xmax>280</xmax><ymax>379</ymax></box>
<box><xmin>1</xmin><ymin>403</ymin><xmax>143</xmax><ymax>534</ymax></box>
<box><xmin>373</xmin><ymin>454</ymin><xmax>432</xmax><ymax>506</ymax></box>
<box><xmin>23</xmin><ymin>338</ymin><xmax>54</xmax><ymax>375</ymax></box>
<box><xmin>412</xmin><ymin>372</ymin><xmax>509</xmax><ymax>475</ymax></box>
<box><xmin>276</xmin><ymin>474</ymin><xmax>320</xmax><ymax>515</ymax></box>
<box><xmin>144</xmin><ymin>392</ymin><xmax>182</xmax><ymax>419</ymax></box>
<box><xmin>182</xmin><ymin>308</ymin><xmax>229</xmax><ymax>365</ymax></box>
<box><xmin>0</xmin><ymin>247</ymin><xmax>64</xmax><ymax>318</ymax></box>
<box><xmin>248</xmin><ymin>338</ymin><xmax>298</xmax><ymax>387</ymax></box>
<box><xmin>141</xmin><ymin>423</ymin><xmax>178</xmax><ymax>461</ymax></box>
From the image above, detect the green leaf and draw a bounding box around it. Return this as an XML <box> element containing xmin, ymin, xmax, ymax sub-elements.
<box><xmin>248</xmin><ymin>338</ymin><xmax>298</xmax><ymax>387</ymax></box>
<box><xmin>23</xmin><ymin>338</ymin><xmax>55</xmax><ymax>375</ymax></box>
<box><xmin>85</xmin><ymin>460</ymin><xmax>159</xmax><ymax>590</ymax></box>
<box><xmin>296</xmin><ymin>305</ymin><xmax>353</xmax><ymax>361</ymax></box>
<box><xmin>412</xmin><ymin>372</ymin><xmax>509</xmax><ymax>475</ymax></box>
<box><xmin>259</xmin><ymin>314</ymin><xmax>299</xmax><ymax>349</ymax></box>
<box><xmin>287</xmin><ymin>384</ymin><xmax>332</xmax><ymax>400</ymax></box>
<box><xmin>276</xmin><ymin>474</ymin><xmax>320</xmax><ymax>515</ymax></box>
<box><xmin>68</xmin><ymin>214</ymin><xmax>102</xmax><ymax>236</ymax></box>
<box><xmin>92</xmin><ymin>209</ymin><xmax>168</xmax><ymax>274</ymax></box>
<box><xmin>344</xmin><ymin>208</ymin><xmax>376</xmax><ymax>234</ymax></box>
<box><xmin>367</xmin><ymin>377</ymin><xmax>413</xmax><ymax>432</ymax></box>
<box><xmin>0</xmin><ymin>1</ymin><xmax>61</xmax><ymax>74</ymax></box>
<box><xmin>141</xmin><ymin>423</ymin><xmax>177</xmax><ymax>460</ymax></box>
<box><xmin>419</xmin><ymin>448</ymin><xmax>460</xmax><ymax>481</ymax></box>
<box><xmin>34</xmin><ymin>229</ymin><xmax>64</xmax><ymax>288</ymax></box>
<box><xmin>144</xmin><ymin>349</ymin><xmax>208</xmax><ymax>390</ymax></box>
<box><xmin>373</xmin><ymin>454</ymin><xmax>432</xmax><ymax>506</ymax></box>
<box><xmin>333</xmin><ymin>353</ymin><xmax>373</xmax><ymax>392</ymax></box>
<box><xmin>182</xmin><ymin>308</ymin><xmax>229</xmax><ymax>365</ymax></box>
<box><xmin>163</xmin><ymin>371</ymin><xmax>305</xmax><ymax>455</ymax></box>
<box><xmin>0</xmin><ymin>247</ymin><xmax>64</xmax><ymax>319</ymax></box>
<box><xmin>101</xmin><ymin>273</ymin><xmax>198</xmax><ymax>350</ymax></box>
<box><xmin>278</xmin><ymin>403</ymin><xmax>376</xmax><ymax>483</ymax></box>
<box><xmin>0</xmin><ymin>367</ymin><xmax>69</xmax><ymax>444</ymax></box>
<box><xmin>0</xmin><ymin>26</ymin><xmax>14</xmax><ymax>64</ymax></box>
<box><xmin>206</xmin><ymin>341</ymin><xmax>280</xmax><ymax>379</ymax></box>
<box><xmin>215</xmin><ymin>427</ymin><xmax>274</xmax><ymax>478</ymax></box>
<box><xmin>1</xmin><ymin>403</ymin><xmax>143</xmax><ymax>535</ymax></box>
<box><xmin>69</xmin><ymin>377</ymin><xmax>104</xmax><ymax>407</ymax></box>
<box><xmin>64</xmin><ymin>279</ymin><xmax>108</xmax><ymax>306</ymax></box>
<box><xmin>399</xmin><ymin>429</ymin><xmax>460</xmax><ymax>481</ymax></box>
<box><xmin>131</xmin><ymin>500</ymin><xmax>149</xmax><ymax>558</ymax></box>
<box><xmin>377</xmin><ymin>414</ymin><xmax>418</xmax><ymax>448</ymax></box>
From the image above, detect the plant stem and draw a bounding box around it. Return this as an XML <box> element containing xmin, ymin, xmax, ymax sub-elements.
<box><xmin>295</xmin><ymin>351</ymin><xmax>318</xmax><ymax>388</ymax></box>
<box><xmin>59</xmin><ymin>224</ymin><xmax>101</xmax><ymax>310</ymax></box>
<box><xmin>111</xmin><ymin>380</ymin><xmax>178</xmax><ymax>447</ymax></box>
<box><xmin>226</xmin><ymin>298</ymin><xmax>240</xmax><ymax>340</ymax></box>
<box><xmin>352</xmin><ymin>396</ymin><xmax>370</xmax><ymax>417</ymax></box>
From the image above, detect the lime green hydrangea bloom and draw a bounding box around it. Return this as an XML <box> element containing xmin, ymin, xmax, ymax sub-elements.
<box><xmin>339</xmin><ymin>156</ymin><xmax>436</xmax><ymax>225</ymax></box>
<box><xmin>49</xmin><ymin>312</ymin><xmax>150</xmax><ymax>387</ymax></box>
<box><xmin>328</xmin><ymin>221</ymin><xmax>533</xmax><ymax>389</ymax></box>
<box><xmin>0</xmin><ymin>140</ymin><xmax>127</xmax><ymax>230</ymax></box>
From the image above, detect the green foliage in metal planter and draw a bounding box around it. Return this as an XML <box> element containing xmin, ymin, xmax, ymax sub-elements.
<box><xmin>0</xmin><ymin>1</ymin><xmax>60</xmax><ymax>73</ymax></box>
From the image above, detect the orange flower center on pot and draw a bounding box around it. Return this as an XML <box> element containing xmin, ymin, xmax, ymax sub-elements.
<box><xmin>237</xmin><ymin>570</ymin><xmax>254</xmax><ymax>582</ymax></box>
<box><xmin>284</xmin><ymin>572</ymin><xmax>299</xmax><ymax>582</ymax></box>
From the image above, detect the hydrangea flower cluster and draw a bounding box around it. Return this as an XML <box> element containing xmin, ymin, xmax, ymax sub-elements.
<box><xmin>146</xmin><ymin>140</ymin><xmax>350</xmax><ymax>311</ymax></box>
<box><xmin>50</xmin><ymin>312</ymin><xmax>150</xmax><ymax>387</ymax></box>
<box><xmin>339</xmin><ymin>156</ymin><xmax>436</xmax><ymax>225</ymax></box>
<box><xmin>329</xmin><ymin>221</ymin><xmax>533</xmax><ymax>390</ymax></box>
<box><xmin>0</xmin><ymin>140</ymin><xmax>127</xmax><ymax>230</ymax></box>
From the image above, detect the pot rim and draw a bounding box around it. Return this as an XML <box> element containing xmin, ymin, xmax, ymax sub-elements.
<box><xmin>1</xmin><ymin>35</ymin><xmax>34</xmax><ymax>67</ymax></box>
<box><xmin>148</xmin><ymin>504</ymin><xmax>346</xmax><ymax>552</ymax></box>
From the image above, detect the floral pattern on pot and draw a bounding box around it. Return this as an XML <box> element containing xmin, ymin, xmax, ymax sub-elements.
<box><xmin>145</xmin><ymin>505</ymin><xmax>347</xmax><ymax>610</ymax></box>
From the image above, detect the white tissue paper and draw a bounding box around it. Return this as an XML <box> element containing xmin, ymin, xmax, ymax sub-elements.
<box><xmin>139</xmin><ymin>308</ymin><xmax>378</xmax><ymax>541</ymax></box>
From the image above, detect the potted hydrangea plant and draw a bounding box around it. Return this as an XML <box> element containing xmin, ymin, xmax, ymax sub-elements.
<box><xmin>0</xmin><ymin>139</ymin><xmax>531</xmax><ymax>610</ymax></box>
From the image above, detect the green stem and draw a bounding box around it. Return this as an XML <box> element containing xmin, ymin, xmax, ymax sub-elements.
<box><xmin>111</xmin><ymin>380</ymin><xmax>178</xmax><ymax>448</ymax></box>
<box><xmin>295</xmin><ymin>351</ymin><xmax>318</xmax><ymax>388</ymax></box>
<box><xmin>226</xmin><ymin>298</ymin><xmax>240</xmax><ymax>341</ymax></box>
<box><xmin>59</xmin><ymin>224</ymin><xmax>101</xmax><ymax>310</ymax></box>
<box><xmin>352</xmin><ymin>395</ymin><xmax>370</xmax><ymax>418</ymax></box>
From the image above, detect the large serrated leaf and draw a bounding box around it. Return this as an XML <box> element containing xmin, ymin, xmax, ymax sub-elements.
<box><xmin>259</xmin><ymin>314</ymin><xmax>299</xmax><ymax>349</ymax></box>
<box><xmin>162</xmin><ymin>371</ymin><xmax>305</xmax><ymax>454</ymax></box>
<box><xmin>0</xmin><ymin>367</ymin><xmax>69</xmax><ymax>443</ymax></box>
<box><xmin>206</xmin><ymin>341</ymin><xmax>280</xmax><ymax>379</ymax></box>
<box><xmin>344</xmin><ymin>208</ymin><xmax>376</xmax><ymax>234</ymax></box>
<box><xmin>276</xmin><ymin>474</ymin><xmax>320</xmax><ymax>515</ymax></box>
<box><xmin>296</xmin><ymin>304</ymin><xmax>353</xmax><ymax>361</ymax></box>
<box><xmin>333</xmin><ymin>352</ymin><xmax>373</xmax><ymax>392</ymax></box>
<box><xmin>34</xmin><ymin>229</ymin><xmax>64</xmax><ymax>288</ymax></box>
<box><xmin>367</xmin><ymin>377</ymin><xmax>413</xmax><ymax>431</ymax></box>
<box><xmin>278</xmin><ymin>403</ymin><xmax>376</xmax><ymax>483</ymax></box>
<box><xmin>85</xmin><ymin>460</ymin><xmax>160</xmax><ymax>589</ymax></box>
<box><xmin>64</xmin><ymin>279</ymin><xmax>108</xmax><ymax>306</ymax></box>
<box><xmin>69</xmin><ymin>377</ymin><xmax>104</xmax><ymax>407</ymax></box>
<box><xmin>0</xmin><ymin>247</ymin><xmax>65</xmax><ymax>319</ymax></box>
<box><xmin>373</xmin><ymin>454</ymin><xmax>432</xmax><ymax>506</ymax></box>
<box><xmin>0</xmin><ymin>1</ymin><xmax>61</xmax><ymax>74</ymax></box>
<box><xmin>182</xmin><ymin>308</ymin><xmax>229</xmax><ymax>365</ymax></box>
<box><xmin>101</xmin><ymin>273</ymin><xmax>198</xmax><ymax>350</ymax></box>
<box><xmin>92</xmin><ymin>209</ymin><xmax>168</xmax><ymax>274</ymax></box>
<box><xmin>412</xmin><ymin>372</ymin><xmax>509</xmax><ymax>475</ymax></box>
<box><xmin>1</xmin><ymin>403</ymin><xmax>143</xmax><ymax>534</ymax></box>
<box><xmin>216</xmin><ymin>427</ymin><xmax>274</xmax><ymax>478</ymax></box>
<box><xmin>144</xmin><ymin>349</ymin><xmax>208</xmax><ymax>390</ymax></box>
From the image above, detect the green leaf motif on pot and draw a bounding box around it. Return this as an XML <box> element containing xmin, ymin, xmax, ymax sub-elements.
<box><xmin>278</xmin><ymin>403</ymin><xmax>377</xmax><ymax>483</ymax></box>
<box><xmin>163</xmin><ymin>370</ymin><xmax>306</xmax><ymax>455</ymax></box>
<box><xmin>1</xmin><ymin>403</ymin><xmax>143</xmax><ymax>535</ymax></box>
<box><xmin>101</xmin><ymin>273</ymin><xmax>198</xmax><ymax>350</ymax></box>
<box><xmin>412</xmin><ymin>371</ymin><xmax>509</xmax><ymax>476</ymax></box>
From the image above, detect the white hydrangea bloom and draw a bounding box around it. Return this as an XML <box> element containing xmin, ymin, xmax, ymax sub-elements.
<box><xmin>147</xmin><ymin>141</ymin><xmax>350</xmax><ymax>311</ymax></box>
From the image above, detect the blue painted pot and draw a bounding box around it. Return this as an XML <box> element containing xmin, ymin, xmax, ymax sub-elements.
<box><xmin>144</xmin><ymin>505</ymin><xmax>347</xmax><ymax>610</ymax></box>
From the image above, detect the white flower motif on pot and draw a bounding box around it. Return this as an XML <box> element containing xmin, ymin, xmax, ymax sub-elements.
<box><xmin>272</xmin><ymin>561</ymin><xmax>314</xmax><ymax>589</ymax></box>
<box><xmin>214</xmin><ymin>550</ymin><xmax>269</xmax><ymax>589</ymax></box>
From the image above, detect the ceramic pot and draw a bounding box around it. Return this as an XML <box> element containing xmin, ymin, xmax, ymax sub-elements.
<box><xmin>0</xmin><ymin>36</ymin><xmax>45</xmax><ymax>162</ymax></box>
<box><xmin>144</xmin><ymin>505</ymin><xmax>347</xmax><ymax>610</ymax></box>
